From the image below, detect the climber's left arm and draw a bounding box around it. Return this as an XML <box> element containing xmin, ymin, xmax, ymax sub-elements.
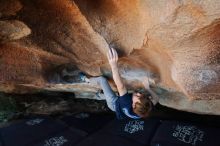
<box><xmin>142</xmin><ymin>77</ymin><xmax>159</xmax><ymax>105</ymax></box>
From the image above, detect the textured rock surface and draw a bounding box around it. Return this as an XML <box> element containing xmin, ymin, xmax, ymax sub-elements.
<box><xmin>0</xmin><ymin>0</ymin><xmax>22</xmax><ymax>18</ymax></box>
<box><xmin>0</xmin><ymin>20</ymin><xmax>31</xmax><ymax>42</ymax></box>
<box><xmin>0</xmin><ymin>0</ymin><xmax>219</xmax><ymax>115</ymax></box>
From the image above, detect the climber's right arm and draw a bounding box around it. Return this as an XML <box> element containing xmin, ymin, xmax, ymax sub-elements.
<box><xmin>107</xmin><ymin>48</ymin><xmax>127</xmax><ymax>96</ymax></box>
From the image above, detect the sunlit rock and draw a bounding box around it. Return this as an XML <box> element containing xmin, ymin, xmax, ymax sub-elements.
<box><xmin>0</xmin><ymin>0</ymin><xmax>219</xmax><ymax>115</ymax></box>
<box><xmin>0</xmin><ymin>20</ymin><xmax>31</xmax><ymax>42</ymax></box>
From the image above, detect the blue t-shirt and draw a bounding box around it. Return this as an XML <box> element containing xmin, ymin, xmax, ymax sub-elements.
<box><xmin>115</xmin><ymin>93</ymin><xmax>141</xmax><ymax>120</ymax></box>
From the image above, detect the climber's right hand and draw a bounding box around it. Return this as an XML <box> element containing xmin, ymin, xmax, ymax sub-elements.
<box><xmin>107</xmin><ymin>48</ymin><xmax>118</xmax><ymax>68</ymax></box>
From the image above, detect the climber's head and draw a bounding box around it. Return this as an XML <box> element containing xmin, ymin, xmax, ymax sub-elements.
<box><xmin>132</xmin><ymin>90</ymin><xmax>153</xmax><ymax>118</ymax></box>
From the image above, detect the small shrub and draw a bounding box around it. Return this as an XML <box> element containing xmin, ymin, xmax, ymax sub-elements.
<box><xmin>0</xmin><ymin>94</ymin><xmax>17</xmax><ymax>122</ymax></box>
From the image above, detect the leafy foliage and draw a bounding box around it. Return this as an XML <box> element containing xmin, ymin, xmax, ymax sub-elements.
<box><xmin>0</xmin><ymin>94</ymin><xmax>17</xmax><ymax>122</ymax></box>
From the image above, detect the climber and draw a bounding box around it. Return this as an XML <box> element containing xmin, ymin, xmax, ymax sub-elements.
<box><xmin>80</xmin><ymin>48</ymin><xmax>159</xmax><ymax>119</ymax></box>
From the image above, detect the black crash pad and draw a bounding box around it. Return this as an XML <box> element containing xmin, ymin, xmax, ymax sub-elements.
<box><xmin>102</xmin><ymin>118</ymin><xmax>160</xmax><ymax>145</ymax></box>
<box><xmin>76</xmin><ymin>130</ymin><xmax>145</xmax><ymax>146</ymax></box>
<box><xmin>76</xmin><ymin>118</ymin><xmax>160</xmax><ymax>146</ymax></box>
<box><xmin>151</xmin><ymin>121</ymin><xmax>220</xmax><ymax>146</ymax></box>
<box><xmin>32</xmin><ymin>128</ymin><xmax>87</xmax><ymax>146</ymax></box>
<box><xmin>0</xmin><ymin>117</ymin><xmax>67</xmax><ymax>146</ymax></box>
<box><xmin>61</xmin><ymin>113</ymin><xmax>114</xmax><ymax>134</ymax></box>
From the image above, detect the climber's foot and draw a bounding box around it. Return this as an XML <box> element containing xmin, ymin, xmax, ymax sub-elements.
<box><xmin>79</xmin><ymin>72</ymin><xmax>90</xmax><ymax>83</ymax></box>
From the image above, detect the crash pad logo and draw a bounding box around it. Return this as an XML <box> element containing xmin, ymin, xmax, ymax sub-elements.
<box><xmin>74</xmin><ymin>113</ymin><xmax>90</xmax><ymax>119</ymax></box>
<box><xmin>172</xmin><ymin>125</ymin><xmax>205</xmax><ymax>145</ymax></box>
<box><xmin>124</xmin><ymin>120</ymin><xmax>144</xmax><ymax>134</ymax></box>
<box><xmin>43</xmin><ymin>136</ymin><xmax>68</xmax><ymax>146</ymax></box>
<box><xmin>26</xmin><ymin>118</ymin><xmax>44</xmax><ymax>126</ymax></box>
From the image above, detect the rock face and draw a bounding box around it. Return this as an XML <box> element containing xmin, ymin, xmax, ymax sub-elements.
<box><xmin>0</xmin><ymin>0</ymin><xmax>219</xmax><ymax>115</ymax></box>
<box><xmin>0</xmin><ymin>0</ymin><xmax>22</xmax><ymax>18</ymax></box>
<box><xmin>0</xmin><ymin>20</ymin><xmax>31</xmax><ymax>42</ymax></box>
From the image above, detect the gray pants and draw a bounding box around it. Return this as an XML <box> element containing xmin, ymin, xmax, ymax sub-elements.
<box><xmin>90</xmin><ymin>76</ymin><xmax>118</xmax><ymax>111</ymax></box>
